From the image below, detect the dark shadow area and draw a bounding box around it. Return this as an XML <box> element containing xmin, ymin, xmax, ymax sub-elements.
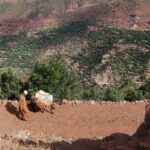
<box><xmin>18</xmin><ymin>133</ymin><xmax>131</xmax><ymax>150</ymax></box>
<box><xmin>133</xmin><ymin>104</ymin><xmax>150</xmax><ymax>138</ymax></box>
<box><xmin>27</xmin><ymin>102</ymin><xmax>37</xmax><ymax>113</ymax></box>
<box><xmin>133</xmin><ymin>122</ymin><xmax>146</xmax><ymax>138</ymax></box>
<box><xmin>50</xmin><ymin>138</ymin><xmax>102</xmax><ymax>150</ymax></box>
<box><xmin>18</xmin><ymin>137</ymin><xmax>99</xmax><ymax>150</ymax></box>
<box><xmin>51</xmin><ymin>133</ymin><xmax>131</xmax><ymax>150</ymax></box>
<box><xmin>50</xmin><ymin>129</ymin><xmax>150</xmax><ymax>150</ymax></box>
<box><xmin>5</xmin><ymin>102</ymin><xmax>18</xmax><ymax>116</ymax></box>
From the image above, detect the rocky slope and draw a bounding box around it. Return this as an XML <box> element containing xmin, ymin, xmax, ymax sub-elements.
<box><xmin>0</xmin><ymin>0</ymin><xmax>149</xmax><ymax>36</ymax></box>
<box><xmin>0</xmin><ymin>0</ymin><xmax>150</xmax><ymax>88</ymax></box>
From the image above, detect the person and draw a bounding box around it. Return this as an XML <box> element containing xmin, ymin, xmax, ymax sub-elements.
<box><xmin>18</xmin><ymin>90</ymin><xmax>29</xmax><ymax>121</ymax></box>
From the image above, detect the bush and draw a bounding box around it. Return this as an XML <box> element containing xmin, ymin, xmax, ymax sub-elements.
<box><xmin>118</xmin><ymin>78</ymin><xmax>144</xmax><ymax>101</ymax></box>
<box><xmin>0</xmin><ymin>69</ymin><xmax>22</xmax><ymax>99</ymax></box>
<box><xmin>27</xmin><ymin>56</ymin><xmax>83</xmax><ymax>99</ymax></box>
<box><xmin>104</xmin><ymin>87</ymin><xmax>125</xmax><ymax>101</ymax></box>
<box><xmin>124</xmin><ymin>89</ymin><xmax>144</xmax><ymax>101</ymax></box>
<box><xmin>90</xmin><ymin>85</ymin><xmax>106</xmax><ymax>100</ymax></box>
<box><xmin>139</xmin><ymin>80</ymin><xmax>150</xmax><ymax>99</ymax></box>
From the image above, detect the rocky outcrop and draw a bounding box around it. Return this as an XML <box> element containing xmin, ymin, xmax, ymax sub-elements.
<box><xmin>125</xmin><ymin>102</ymin><xmax>150</xmax><ymax>150</ymax></box>
<box><xmin>95</xmin><ymin>102</ymin><xmax>150</xmax><ymax>150</ymax></box>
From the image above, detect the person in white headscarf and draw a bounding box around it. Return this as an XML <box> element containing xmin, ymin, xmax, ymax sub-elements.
<box><xmin>18</xmin><ymin>90</ymin><xmax>29</xmax><ymax>121</ymax></box>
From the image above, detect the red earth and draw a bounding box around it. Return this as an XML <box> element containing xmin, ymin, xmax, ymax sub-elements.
<box><xmin>0</xmin><ymin>101</ymin><xmax>147</xmax><ymax>139</ymax></box>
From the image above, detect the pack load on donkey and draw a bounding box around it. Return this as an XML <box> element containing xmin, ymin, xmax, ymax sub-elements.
<box><xmin>32</xmin><ymin>90</ymin><xmax>55</xmax><ymax>113</ymax></box>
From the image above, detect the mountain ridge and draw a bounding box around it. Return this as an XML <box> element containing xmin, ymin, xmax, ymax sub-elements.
<box><xmin>0</xmin><ymin>0</ymin><xmax>149</xmax><ymax>37</ymax></box>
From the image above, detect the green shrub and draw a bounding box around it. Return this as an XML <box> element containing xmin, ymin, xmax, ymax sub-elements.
<box><xmin>124</xmin><ymin>89</ymin><xmax>144</xmax><ymax>101</ymax></box>
<box><xmin>118</xmin><ymin>78</ymin><xmax>144</xmax><ymax>101</ymax></box>
<box><xmin>27</xmin><ymin>56</ymin><xmax>83</xmax><ymax>99</ymax></box>
<box><xmin>0</xmin><ymin>69</ymin><xmax>22</xmax><ymax>99</ymax></box>
<box><xmin>90</xmin><ymin>85</ymin><xmax>105</xmax><ymax>100</ymax></box>
<box><xmin>104</xmin><ymin>87</ymin><xmax>125</xmax><ymax>101</ymax></box>
<box><xmin>139</xmin><ymin>80</ymin><xmax>150</xmax><ymax>99</ymax></box>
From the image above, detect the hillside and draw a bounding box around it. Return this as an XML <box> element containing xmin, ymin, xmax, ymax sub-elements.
<box><xmin>0</xmin><ymin>0</ymin><xmax>150</xmax><ymax>90</ymax></box>
<box><xmin>0</xmin><ymin>0</ymin><xmax>150</xmax><ymax>36</ymax></box>
<box><xmin>0</xmin><ymin>21</ymin><xmax>150</xmax><ymax>85</ymax></box>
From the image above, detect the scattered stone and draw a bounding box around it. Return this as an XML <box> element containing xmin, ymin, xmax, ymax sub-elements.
<box><xmin>1</xmin><ymin>100</ymin><xmax>8</xmax><ymax>105</ymax></box>
<box><xmin>71</xmin><ymin>101</ymin><xmax>75</xmax><ymax>106</ymax></box>
<box><xmin>134</xmin><ymin>101</ymin><xmax>139</xmax><ymax>104</ymax></box>
<box><xmin>84</xmin><ymin>101</ymin><xmax>89</xmax><ymax>104</ymax></box>
<box><xmin>122</xmin><ymin>100</ymin><xmax>127</xmax><ymax>104</ymax></box>
<box><xmin>143</xmin><ymin>99</ymin><xmax>149</xmax><ymax>103</ymax></box>
<box><xmin>99</xmin><ymin>101</ymin><xmax>106</xmax><ymax>105</ymax></box>
<box><xmin>98</xmin><ymin>136</ymin><xmax>103</xmax><ymax>140</ymax></box>
<box><xmin>98</xmin><ymin>101</ymin><xmax>102</xmax><ymax>105</ymax></box>
<box><xmin>130</xmin><ymin>101</ymin><xmax>136</xmax><ymax>104</ymax></box>
<box><xmin>62</xmin><ymin>99</ymin><xmax>70</xmax><ymax>105</ymax></box>
<box><xmin>13</xmin><ymin>130</ymin><xmax>30</xmax><ymax>140</ymax></box>
<box><xmin>128</xmin><ymin>133</ymin><xmax>133</xmax><ymax>136</ymax></box>
<box><xmin>138</xmin><ymin>100</ymin><xmax>144</xmax><ymax>103</ymax></box>
<box><xmin>74</xmin><ymin>100</ymin><xmax>83</xmax><ymax>105</ymax></box>
<box><xmin>1</xmin><ymin>134</ymin><xmax>10</xmax><ymax>140</ymax></box>
<box><xmin>53</xmin><ymin>103</ymin><xmax>60</xmax><ymax>108</ymax></box>
<box><xmin>89</xmin><ymin>100</ymin><xmax>97</xmax><ymax>105</ymax></box>
<box><xmin>119</xmin><ymin>101</ymin><xmax>124</xmax><ymax>105</ymax></box>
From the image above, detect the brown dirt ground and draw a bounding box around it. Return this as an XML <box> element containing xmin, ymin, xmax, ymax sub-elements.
<box><xmin>0</xmin><ymin>102</ymin><xmax>147</xmax><ymax>139</ymax></box>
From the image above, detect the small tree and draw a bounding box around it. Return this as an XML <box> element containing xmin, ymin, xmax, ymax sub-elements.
<box><xmin>90</xmin><ymin>85</ymin><xmax>105</xmax><ymax>100</ymax></box>
<box><xmin>104</xmin><ymin>87</ymin><xmax>125</xmax><ymax>101</ymax></box>
<box><xmin>0</xmin><ymin>69</ymin><xmax>22</xmax><ymax>99</ymax></box>
<box><xmin>27</xmin><ymin>56</ymin><xmax>83</xmax><ymax>99</ymax></box>
<box><xmin>124</xmin><ymin>89</ymin><xmax>144</xmax><ymax>101</ymax></box>
<box><xmin>139</xmin><ymin>80</ymin><xmax>150</xmax><ymax>99</ymax></box>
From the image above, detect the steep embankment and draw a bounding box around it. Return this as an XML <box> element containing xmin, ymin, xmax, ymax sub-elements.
<box><xmin>0</xmin><ymin>100</ymin><xmax>147</xmax><ymax>138</ymax></box>
<box><xmin>1</xmin><ymin>101</ymin><xmax>150</xmax><ymax>150</ymax></box>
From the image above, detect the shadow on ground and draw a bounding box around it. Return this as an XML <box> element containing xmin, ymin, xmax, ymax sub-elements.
<box><xmin>5</xmin><ymin>102</ymin><xmax>18</xmax><ymax>116</ymax></box>
<box><xmin>50</xmin><ymin>133</ymin><xmax>130</xmax><ymax>150</ymax></box>
<box><xmin>18</xmin><ymin>133</ymin><xmax>131</xmax><ymax>150</ymax></box>
<box><xmin>50</xmin><ymin>138</ymin><xmax>102</xmax><ymax>150</ymax></box>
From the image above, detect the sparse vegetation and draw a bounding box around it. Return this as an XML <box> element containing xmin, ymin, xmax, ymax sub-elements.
<box><xmin>0</xmin><ymin>20</ymin><xmax>149</xmax><ymax>101</ymax></box>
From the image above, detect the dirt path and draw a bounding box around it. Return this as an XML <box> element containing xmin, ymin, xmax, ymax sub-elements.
<box><xmin>0</xmin><ymin>102</ymin><xmax>147</xmax><ymax>139</ymax></box>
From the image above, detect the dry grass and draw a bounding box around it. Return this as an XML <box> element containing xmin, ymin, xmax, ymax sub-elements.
<box><xmin>0</xmin><ymin>132</ymin><xmax>66</xmax><ymax>150</ymax></box>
